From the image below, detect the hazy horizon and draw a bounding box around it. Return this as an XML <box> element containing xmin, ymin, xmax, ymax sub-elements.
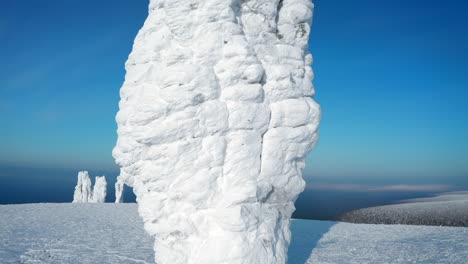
<box><xmin>1</xmin><ymin>163</ymin><xmax>465</xmax><ymax>220</ymax></box>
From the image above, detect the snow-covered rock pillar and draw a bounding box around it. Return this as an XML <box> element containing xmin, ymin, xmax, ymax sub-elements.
<box><xmin>113</xmin><ymin>0</ymin><xmax>319</xmax><ymax>263</ymax></box>
<box><xmin>91</xmin><ymin>176</ymin><xmax>107</xmax><ymax>203</ymax></box>
<box><xmin>115</xmin><ymin>179</ymin><xmax>124</xmax><ymax>203</ymax></box>
<box><xmin>72</xmin><ymin>171</ymin><xmax>92</xmax><ymax>203</ymax></box>
<box><xmin>115</xmin><ymin>171</ymin><xmax>133</xmax><ymax>203</ymax></box>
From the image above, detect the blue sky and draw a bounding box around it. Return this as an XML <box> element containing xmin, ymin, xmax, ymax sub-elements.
<box><xmin>1</xmin><ymin>0</ymin><xmax>467</xmax><ymax>189</ymax></box>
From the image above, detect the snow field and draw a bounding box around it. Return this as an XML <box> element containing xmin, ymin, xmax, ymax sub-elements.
<box><xmin>1</xmin><ymin>204</ymin><xmax>467</xmax><ymax>264</ymax></box>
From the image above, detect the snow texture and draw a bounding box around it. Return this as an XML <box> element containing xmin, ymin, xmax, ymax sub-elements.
<box><xmin>72</xmin><ymin>172</ymin><xmax>107</xmax><ymax>203</ymax></box>
<box><xmin>113</xmin><ymin>0</ymin><xmax>320</xmax><ymax>263</ymax></box>
<box><xmin>72</xmin><ymin>171</ymin><xmax>92</xmax><ymax>203</ymax></box>
<box><xmin>1</xmin><ymin>204</ymin><xmax>467</xmax><ymax>264</ymax></box>
<box><xmin>338</xmin><ymin>191</ymin><xmax>468</xmax><ymax>227</ymax></box>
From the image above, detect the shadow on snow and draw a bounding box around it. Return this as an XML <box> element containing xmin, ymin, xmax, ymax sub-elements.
<box><xmin>288</xmin><ymin>220</ymin><xmax>335</xmax><ymax>264</ymax></box>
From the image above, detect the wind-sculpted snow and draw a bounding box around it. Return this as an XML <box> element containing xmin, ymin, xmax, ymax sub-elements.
<box><xmin>72</xmin><ymin>171</ymin><xmax>92</xmax><ymax>203</ymax></box>
<box><xmin>72</xmin><ymin>172</ymin><xmax>107</xmax><ymax>203</ymax></box>
<box><xmin>115</xmin><ymin>180</ymin><xmax>124</xmax><ymax>203</ymax></box>
<box><xmin>113</xmin><ymin>0</ymin><xmax>319</xmax><ymax>263</ymax></box>
<box><xmin>91</xmin><ymin>176</ymin><xmax>107</xmax><ymax>203</ymax></box>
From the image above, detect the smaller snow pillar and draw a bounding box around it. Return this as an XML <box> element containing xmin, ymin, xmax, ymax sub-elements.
<box><xmin>115</xmin><ymin>170</ymin><xmax>133</xmax><ymax>203</ymax></box>
<box><xmin>72</xmin><ymin>171</ymin><xmax>92</xmax><ymax>203</ymax></box>
<box><xmin>115</xmin><ymin>179</ymin><xmax>124</xmax><ymax>203</ymax></box>
<box><xmin>91</xmin><ymin>176</ymin><xmax>107</xmax><ymax>203</ymax></box>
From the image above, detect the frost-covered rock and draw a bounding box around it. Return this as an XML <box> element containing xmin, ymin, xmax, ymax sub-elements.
<box><xmin>73</xmin><ymin>172</ymin><xmax>107</xmax><ymax>203</ymax></box>
<box><xmin>72</xmin><ymin>171</ymin><xmax>92</xmax><ymax>203</ymax></box>
<box><xmin>91</xmin><ymin>176</ymin><xmax>107</xmax><ymax>203</ymax></box>
<box><xmin>113</xmin><ymin>0</ymin><xmax>320</xmax><ymax>263</ymax></box>
<box><xmin>115</xmin><ymin>171</ymin><xmax>133</xmax><ymax>203</ymax></box>
<box><xmin>115</xmin><ymin>179</ymin><xmax>124</xmax><ymax>203</ymax></box>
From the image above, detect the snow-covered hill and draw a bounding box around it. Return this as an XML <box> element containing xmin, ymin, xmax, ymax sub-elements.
<box><xmin>0</xmin><ymin>204</ymin><xmax>467</xmax><ymax>264</ymax></box>
<box><xmin>400</xmin><ymin>191</ymin><xmax>468</xmax><ymax>203</ymax></box>
<box><xmin>339</xmin><ymin>191</ymin><xmax>468</xmax><ymax>227</ymax></box>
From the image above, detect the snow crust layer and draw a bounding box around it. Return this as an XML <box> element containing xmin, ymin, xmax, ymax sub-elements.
<box><xmin>113</xmin><ymin>0</ymin><xmax>320</xmax><ymax>263</ymax></box>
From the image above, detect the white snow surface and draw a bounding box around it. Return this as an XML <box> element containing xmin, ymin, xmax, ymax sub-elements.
<box><xmin>113</xmin><ymin>0</ymin><xmax>320</xmax><ymax>263</ymax></box>
<box><xmin>1</xmin><ymin>204</ymin><xmax>467</xmax><ymax>264</ymax></box>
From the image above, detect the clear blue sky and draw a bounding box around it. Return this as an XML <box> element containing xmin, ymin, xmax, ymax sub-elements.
<box><xmin>1</xmin><ymin>0</ymin><xmax>467</xmax><ymax>188</ymax></box>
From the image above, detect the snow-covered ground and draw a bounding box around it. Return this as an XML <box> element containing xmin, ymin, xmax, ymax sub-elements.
<box><xmin>0</xmin><ymin>204</ymin><xmax>467</xmax><ymax>264</ymax></box>
<box><xmin>339</xmin><ymin>191</ymin><xmax>468</xmax><ymax>227</ymax></box>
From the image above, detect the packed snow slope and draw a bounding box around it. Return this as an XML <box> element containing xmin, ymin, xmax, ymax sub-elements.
<box><xmin>1</xmin><ymin>204</ymin><xmax>467</xmax><ymax>264</ymax></box>
<box><xmin>339</xmin><ymin>191</ymin><xmax>468</xmax><ymax>227</ymax></box>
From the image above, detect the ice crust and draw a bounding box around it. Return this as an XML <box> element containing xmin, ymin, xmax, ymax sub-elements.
<box><xmin>72</xmin><ymin>171</ymin><xmax>107</xmax><ymax>203</ymax></box>
<box><xmin>113</xmin><ymin>0</ymin><xmax>320</xmax><ymax>263</ymax></box>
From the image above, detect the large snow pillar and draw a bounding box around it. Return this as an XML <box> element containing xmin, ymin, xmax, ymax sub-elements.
<box><xmin>72</xmin><ymin>171</ymin><xmax>92</xmax><ymax>203</ymax></box>
<box><xmin>113</xmin><ymin>0</ymin><xmax>319</xmax><ymax>263</ymax></box>
<box><xmin>91</xmin><ymin>176</ymin><xmax>107</xmax><ymax>203</ymax></box>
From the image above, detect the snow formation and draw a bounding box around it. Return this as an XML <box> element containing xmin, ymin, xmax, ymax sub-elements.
<box><xmin>115</xmin><ymin>180</ymin><xmax>124</xmax><ymax>203</ymax></box>
<box><xmin>72</xmin><ymin>171</ymin><xmax>92</xmax><ymax>203</ymax></box>
<box><xmin>113</xmin><ymin>0</ymin><xmax>320</xmax><ymax>263</ymax></box>
<box><xmin>91</xmin><ymin>176</ymin><xmax>107</xmax><ymax>203</ymax></box>
<box><xmin>72</xmin><ymin>171</ymin><xmax>107</xmax><ymax>203</ymax></box>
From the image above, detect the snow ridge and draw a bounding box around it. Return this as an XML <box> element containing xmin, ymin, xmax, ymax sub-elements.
<box><xmin>113</xmin><ymin>0</ymin><xmax>320</xmax><ymax>263</ymax></box>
